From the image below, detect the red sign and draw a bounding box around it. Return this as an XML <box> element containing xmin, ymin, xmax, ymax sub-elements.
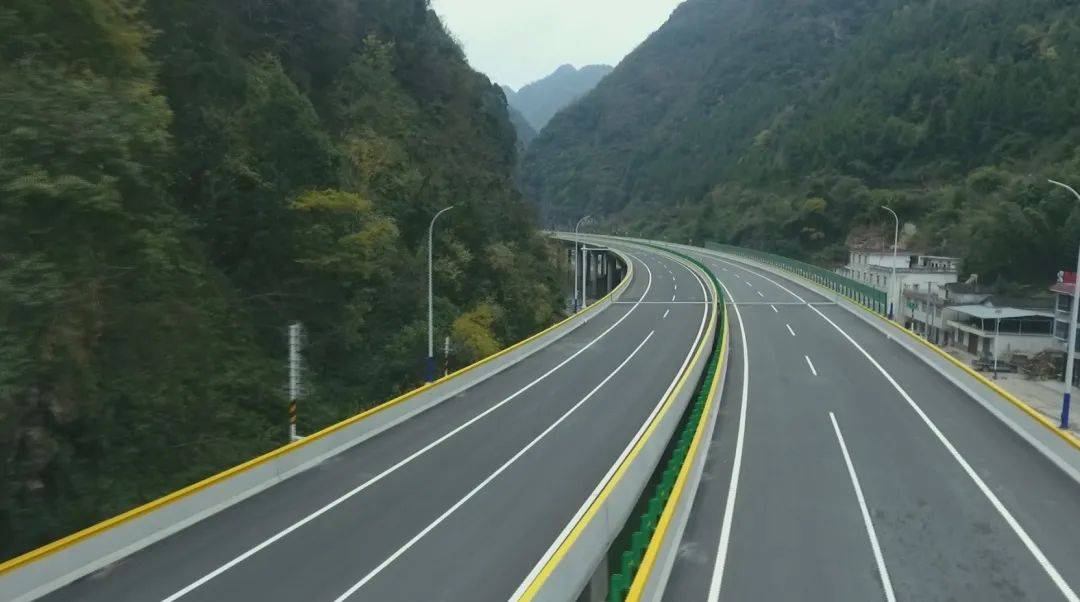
<box><xmin>1059</xmin><ymin>271</ymin><xmax>1077</xmax><ymax>284</ymax></box>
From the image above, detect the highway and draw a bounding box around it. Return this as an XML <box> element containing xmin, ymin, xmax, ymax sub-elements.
<box><xmin>39</xmin><ymin>243</ymin><xmax>714</xmax><ymax>602</ymax></box>
<box><xmin>664</xmin><ymin>247</ymin><xmax>1080</xmax><ymax>602</ymax></box>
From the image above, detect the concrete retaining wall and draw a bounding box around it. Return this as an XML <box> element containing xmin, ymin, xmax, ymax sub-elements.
<box><xmin>0</xmin><ymin>252</ymin><xmax>632</xmax><ymax>602</ymax></box>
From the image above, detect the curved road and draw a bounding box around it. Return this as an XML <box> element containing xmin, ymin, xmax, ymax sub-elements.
<box><xmin>665</xmin><ymin>245</ymin><xmax>1080</xmax><ymax>602</ymax></box>
<box><xmin>41</xmin><ymin>243</ymin><xmax>714</xmax><ymax>602</ymax></box>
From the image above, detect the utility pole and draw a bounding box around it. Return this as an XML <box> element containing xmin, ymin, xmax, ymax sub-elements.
<box><xmin>427</xmin><ymin>206</ymin><xmax>455</xmax><ymax>382</ymax></box>
<box><xmin>993</xmin><ymin>311</ymin><xmax>1002</xmax><ymax>380</ymax></box>
<box><xmin>288</xmin><ymin>322</ymin><xmax>303</xmax><ymax>442</ymax></box>
<box><xmin>581</xmin><ymin>245</ymin><xmax>589</xmax><ymax>310</ymax></box>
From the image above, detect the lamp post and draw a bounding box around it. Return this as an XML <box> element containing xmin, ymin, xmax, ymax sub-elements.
<box><xmin>881</xmin><ymin>205</ymin><xmax>900</xmax><ymax>320</ymax></box>
<box><xmin>427</xmin><ymin>205</ymin><xmax>455</xmax><ymax>382</ymax></box>
<box><xmin>573</xmin><ymin>215</ymin><xmax>592</xmax><ymax>312</ymax></box>
<box><xmin>1049</xmin><ymin>179</ymin><xmax>1080</xmax><ymax>429</ymax></box>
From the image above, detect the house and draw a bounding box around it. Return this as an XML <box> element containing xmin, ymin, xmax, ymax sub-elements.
<box><xmin>899</xmin><ymin>282</ymin><xmax>1059</xmax><ymax>369</ymax></box>
<box><xmin>945</xmin><ymin>303</ymin><xmax>1056</xmax><ymax>361</ymax></box>
<box><xmin>838</xmin><ymin>248</ymin><xmax>960</xmax><ymax>318</ymax></box>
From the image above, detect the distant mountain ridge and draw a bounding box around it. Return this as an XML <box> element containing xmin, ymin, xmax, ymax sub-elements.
<box><xmin>504</xmin><ymin>64</ymin><xmax>613</xmax><ymax>133</ymax></box>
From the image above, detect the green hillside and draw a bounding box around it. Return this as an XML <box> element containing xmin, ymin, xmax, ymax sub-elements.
<box><xmin>524</xmin><ymin>0</ymin><xmax>1080</xmax><ymax>286</ymax></box>
<box><xmin>0</xmin><ymin>0</ymin><xmax>560</xmax><ymax>558</ymax></box>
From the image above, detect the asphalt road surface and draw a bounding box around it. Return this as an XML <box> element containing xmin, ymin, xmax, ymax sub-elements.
<box><xmin>665</xmin><ymin>247</ymin><xmax>1080</xmax><ymax>602</ymax></box>
<box><xmin>41</xmin><ymin>242</ymin><xmax>714</xmax><ymax>602</ymax></box>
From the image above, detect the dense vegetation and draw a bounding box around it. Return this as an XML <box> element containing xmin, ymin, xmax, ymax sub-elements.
<box><xmin>0</xmin><ymin>0</ymin><xmax>562</xmax><ymax>559</ymax></box>
<box><xmin>524</xmin><ymin>0</ymin><xmax>1080</xmax><ymax>288</ymax></box>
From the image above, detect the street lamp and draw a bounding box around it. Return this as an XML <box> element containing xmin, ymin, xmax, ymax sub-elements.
<box><xmin>427</xmin><ymin>205</ymin><xmax>455</xmax><ymax>382</ymax></box>
<box><xmin>1049</xmin><ymin>179</ymin><xmax>1080</xmax><ymax>429</ymax></box>
<box><xmin>881</xmin><ymin>205</ymin><xmax>900</xmax><ymax>320</ymax></box>
<box><xmin>573</xmin><ymin>215</ymin><xmax>592</xmax><ymax>312</ymax></box>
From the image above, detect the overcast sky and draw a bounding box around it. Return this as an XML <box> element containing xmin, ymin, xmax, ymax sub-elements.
<box><xmin>431</xmin><ymin>0</ymin><xmax>684</xmax><ymax>90</ymax></box>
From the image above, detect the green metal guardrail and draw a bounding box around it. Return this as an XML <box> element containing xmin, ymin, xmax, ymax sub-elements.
<box><xmin>607</xmin><ymin>248</ymin><xmax>725</xmax><ymax>601</ymax></box>
<box><xmin>706</xmin><ymin>242</ymin><xmax>888</xmax><ymax>315</ymax></box>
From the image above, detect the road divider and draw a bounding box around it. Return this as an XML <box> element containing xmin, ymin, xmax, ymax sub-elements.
<box><xmin>0</xmin><ymin>250</ymin><xmax>634</xmax><ymax>602</ymax></box>
<box><xmin>615</xmin><ymin>249</ymin><xmax>729</xmax><ymax>602</ymax></box>
<box><xmin>514</xmin><ymin>243</ymin><xmax>718</xmax><ymax>602</ymax></box>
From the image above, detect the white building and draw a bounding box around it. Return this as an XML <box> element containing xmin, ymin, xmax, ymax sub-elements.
<box><xmin>838</xmin><ymin>249</ymin><xmax>960</xmax><ymax>318</ymax></box>
<box><xmin>946</xmin><ymin>304</ymin><xmax>1057</xmax><ymax>361</ymax></box>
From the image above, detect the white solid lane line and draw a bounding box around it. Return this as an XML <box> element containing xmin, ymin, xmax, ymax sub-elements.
<box><xmin>709</xmin><ymin>253</ymin><xmax>1080</xmax><ymax>602</ymax></box>
<box><xmin>706</xmin><ymin>279</ymin><xmax>751</xmax><ymax>602</ymax></box>
<box><xmin>786</xmin><ymin>324</ymin><xmax>796</xmax><ymax>337</ymax></box>
<box><xmin>512</xmin><ymin>251</ymin><xmax>711</xmax><ymax>600</ymax></box>
<box><xmin>663</xmin><ymin>309</ymin><xmax>671</xmax><ymax>319</ymax></box>
<box><xmin>161</xmin><ymin>255</ymin><xmax>657</xmax><ymax>602</ymax></box>
<box><xmin>805</xmin><ymin>355</ymin><xmax>818</xmax><ymax>376</ymax></box>
<box><xmin>809</xmin><ymin>304</ymin><xmax>1079</xmax><ymax>602</ymax></box>
<box><xmin>334</xmin><ymin>332</ymin><xmax>656</xmax><ymax>601</ymax></box>
<box><xmin>829</xmin><ymin>412</ymin><xmax>897</xmax><ymax>602</ymax></box>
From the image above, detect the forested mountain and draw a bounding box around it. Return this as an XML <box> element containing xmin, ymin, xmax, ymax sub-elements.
<box><xmin>504</xmin><ymin>64</ymin><xmax>613</xmax><ymax>132</ymax></box>
<box><xmin>0</xmin><ymin>0</ymin><xmax>561</xmax><ymax>558</ymax></box>
<box><xmin>524</xmin><ymin>0</ymin><xmax>1080</xmax><ymax>287</ymax></box>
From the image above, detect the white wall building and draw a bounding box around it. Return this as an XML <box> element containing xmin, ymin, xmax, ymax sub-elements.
<box><xmin>946</xmin><ymin>305</ymin><xmax>1057</xmax><ymax>361</ymax></box>
<box><xmin>838</xmin><ymin>249</ymin><xmax>960</xmax><ymax>318</ymax></box>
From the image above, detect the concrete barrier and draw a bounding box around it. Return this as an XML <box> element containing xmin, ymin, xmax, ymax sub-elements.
<box><xmin>630</xmin><ymin>291</ymin><xmax>731</xmax><ymax>602</ymax></box>
<box><xmin>0</xmin><ymin>251</ymin><xmax>633</xmax><ymax>602</ymax></box>
<box><xmin>517</xmin><ymin>245</ymin><xmax>719</xmax><ymax>602</ymax></box>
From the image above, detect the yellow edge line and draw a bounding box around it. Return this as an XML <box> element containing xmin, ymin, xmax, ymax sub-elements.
<box><xmin>519</xmin><ymin>250</ymin><xmax>719</xmax><ymax>600</ymax></box>
<box><xmin>733</xmin><ymin>253</ymin><xmax>1080</xmax><ymax>453</ymax></box>
<box><xmin>626</xmin><ymin>296</ymin><xmax>729</xmax><ymax>601</ymax></box>
<box><xmin>0</xmin><ymin>249</ymin><xmax>635</xmax><ymax>575</ymax></box>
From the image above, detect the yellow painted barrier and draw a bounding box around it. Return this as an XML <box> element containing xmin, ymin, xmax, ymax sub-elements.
<box><xmin>0</xmin><ymin>248</ymin><xmax>635</xmax><ymax>575</ymax></box>
<box><xmin>626</xmin><ymin>294</ymin><xmax>730</xmax><ymax>601</ymax></box>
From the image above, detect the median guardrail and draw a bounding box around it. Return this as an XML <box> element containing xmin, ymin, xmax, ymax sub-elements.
<box><xmin>516</xmin><ymin>242</ymin><xmax>720</xmax><ymax>602</ymax></box>
<box><xmin>0</xmin><ymin>249</ymin><xmax>633</xmax><ymax>602</ymax></box>
<box><xmin>612</xmin><ymin>247</ymin><xmax>729</xmax><ymax>602</ymax></box>
<box><xmin>706</xmin><ymin>242</ymin><xmax>888</xmax><ymax>315</ymax></box>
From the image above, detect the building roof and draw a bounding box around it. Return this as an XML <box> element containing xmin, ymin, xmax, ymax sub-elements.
<box><xmin>950</xmin><ymin>305</ymin><xmax>1055</xmax><ymax>320</ymax></box>
<box><xmin>850</xmin><ymin>247</ymin><xmax>919</xmax><ymax>255</ymax></box>
<box><xmin>946</xmin><ymin>282</ymin><xmax>990</xmax><ymax>294</ymax></box>
<box><xmin>1050</xmin><ymin>282</ymin><xmax>1076</xmax><ymax>295</ymax></box>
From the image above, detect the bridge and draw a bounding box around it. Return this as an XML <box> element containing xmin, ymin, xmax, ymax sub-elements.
<box><xmin>2</xmin><ymin>237</ymin><xmax>1079</xmax><ymax>602</ymax></box>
